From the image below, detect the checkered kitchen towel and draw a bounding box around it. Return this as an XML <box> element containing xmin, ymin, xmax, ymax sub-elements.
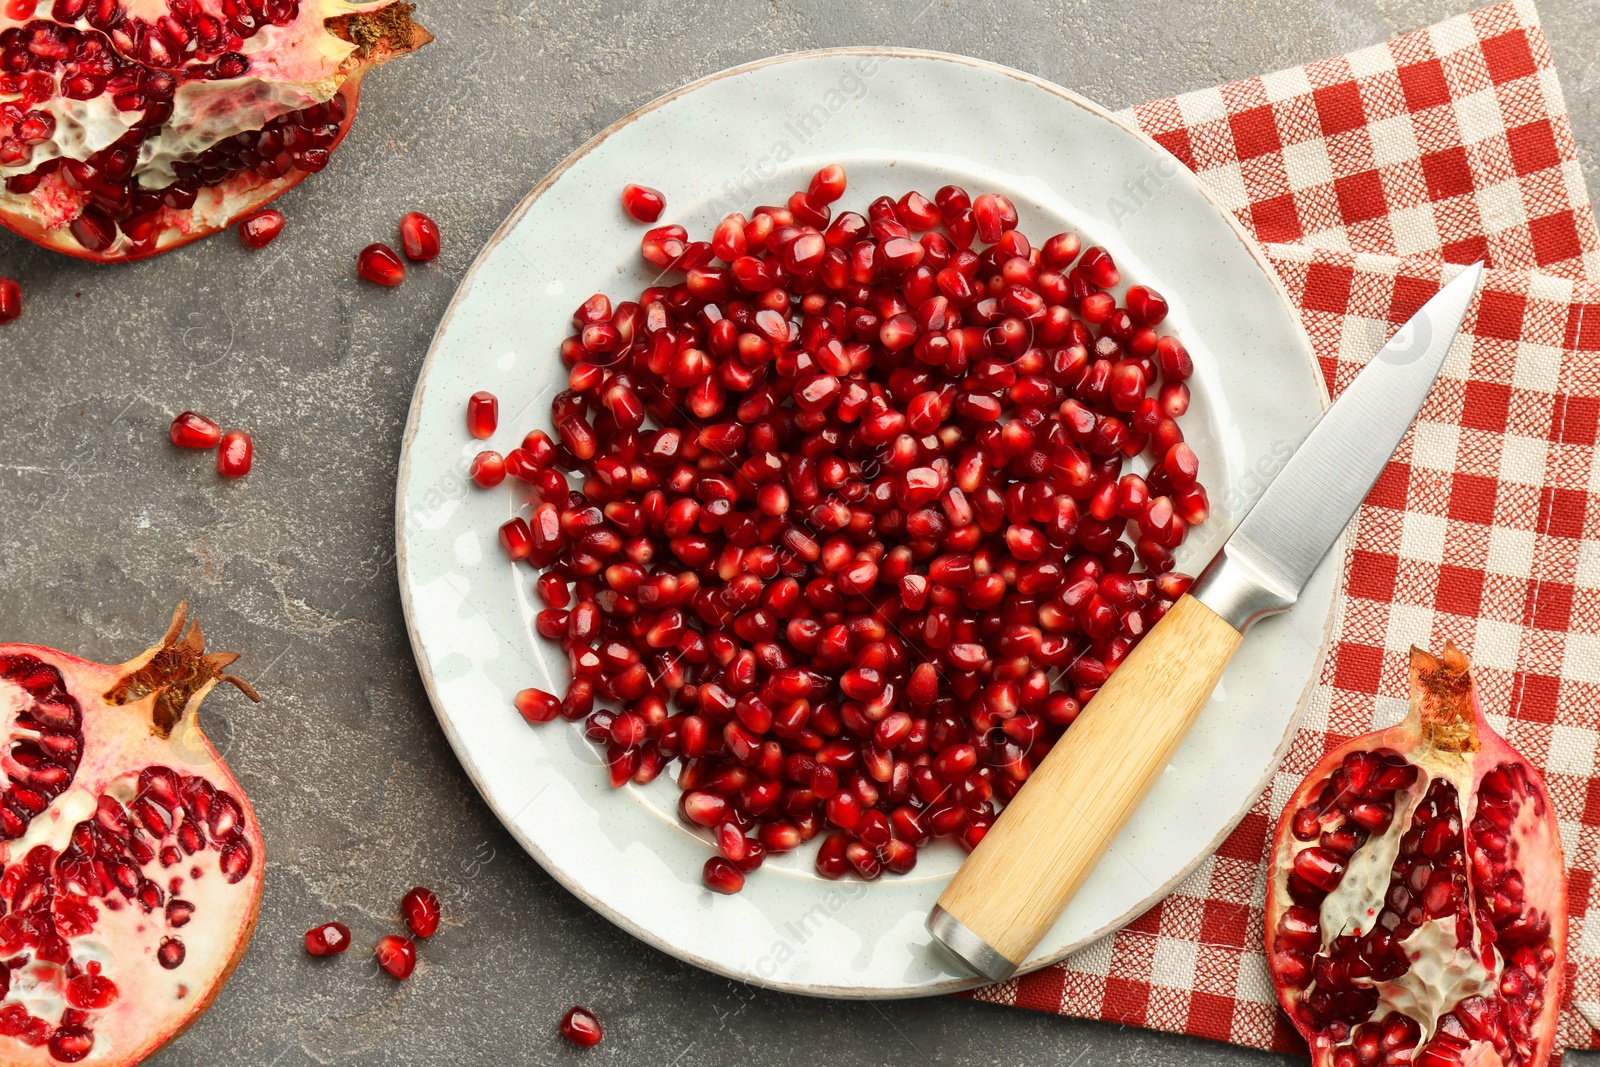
<box><xmin>965</xmin><ymin>2</ymin><xmax>1600</xmax><ymax>1059</ymax></box>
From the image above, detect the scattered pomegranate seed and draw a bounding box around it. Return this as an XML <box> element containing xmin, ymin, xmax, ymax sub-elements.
<box><xmin>304</xmin><ymin>922</ymin><xmax>352</xmax><ymax>956</ymax></box>
<box><xmin>237</xmin><ymin>209</ymin><xmax>285</xmax><ymax>249</ymax></box>
<box><xmin>470</xmin><ymin>450</ymin><xmax>506</xmax><ymax>487</ymax></box>
<box><xmin>400</xmin><ymin>886</ymin><xmax>441</xmax><ymax>938</ymax></box>
<box><xmin>559</xmin><ymin>1006</ymin><xmax>603</xmax><ymax>1048</ymax></box>
<box><xmin>356</xmin><ymin>243</ymin><xmax>405</xmax><ymax>286</ymax></box>
<box><xmin>495</xmin><ymin>164</ymin><xmax>1204</xmax><ymax>892</ymax></box>
<box><xmin>399</xmin><ymin>211</ymin><xmax>441</xmax><ymax>261</ymax></box>
<box><xmin>0</xmin><ymin>276</ymin><xmax>20</xmax><ymax>323</ymax></box>
<box><xmin>514</xmin><ymin>687</ymin><xmax>560</xmax><ymax>722</ymax></box>
<box><xmin>620</xmin><ymin>184</ymin><xmax>665</xmax><ymax>223</ymax></box>
<box><xmin>170</xmin><ymin>411</ymin><xmax>222</xmax><ymax>449</ymax></box>
<box><xmin>216</xmin><ymin>430</ymin><xmax>252</xmax><ymax>477</ymax></box>
<box><xmin>467</xmin><ymin>391</ymin><xmax>498</xmax><ymax>439</ymax></box>
<box><xmin>374</xmin><ymin>934</ymin><xmax>416</xmax><ymax>979</ymax></box>
<box><xmin>702</xmin><ymin>857</ymin><xmax>744</xmax><ymax>894</ymax></box>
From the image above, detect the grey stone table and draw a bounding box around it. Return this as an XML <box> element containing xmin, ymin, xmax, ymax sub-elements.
<box><xmin>2</xmin><ymin>0</ymin><xmax>1596</xmax><ymax>1064</ymax></box>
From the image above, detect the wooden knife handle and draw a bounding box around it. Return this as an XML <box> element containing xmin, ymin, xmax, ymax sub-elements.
<box><xmin>930</xmin><ymin>593</ymin><xmax>1243</xmax><ymax>978</ymax></box>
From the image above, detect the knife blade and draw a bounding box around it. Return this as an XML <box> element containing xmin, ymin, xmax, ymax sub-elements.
<box><xmin>927</xmin><ymin>262</ymin><xmax>1484</xmax><ymax>983</ymax></box>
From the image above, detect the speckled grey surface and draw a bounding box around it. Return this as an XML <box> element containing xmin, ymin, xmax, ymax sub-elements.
<box><xmin>2</xmin><ymin>1</ymin><xmax>1597</xmax><ymax>1064</ymax></box>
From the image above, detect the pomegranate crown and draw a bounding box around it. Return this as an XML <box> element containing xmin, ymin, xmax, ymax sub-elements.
<box><xmin>104</xmin><ymin>603</ymin><xmax>260</xmax><ymax>738</ymax></box>
<box><xmin>1409</xmin><ymin>641</ymin><xmax>1478</xmax><ymax>754</ymax></box>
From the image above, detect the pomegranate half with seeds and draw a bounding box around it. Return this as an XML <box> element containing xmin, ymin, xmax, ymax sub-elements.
<box><xmin>0</xmin><ymin>0</ymin><xmax>430</xmax><ymax>262</ymax></box>
<box><xmin>0</xmin><ymin>604</ymin><xmax>264</xmax><ymax>1064</ymax></box>
<box><xmin>1266</xmin><ymin>644</ymin><xmax>1565</xmax><ymax>1067</ymax></box>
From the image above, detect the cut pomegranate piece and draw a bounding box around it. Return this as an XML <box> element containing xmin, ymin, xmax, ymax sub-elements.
<box><xmin>373</xmin><ymin>934</ymin><xmax>415</xmax><ymax>979</ymax></box>
<box><xmin>559</xmin><ymin>1006</ymin><xmax>603</xmax><ymax>1047</ymax></box>
<box><xmin>620</xmin><ymin>184</ymin><xmax>665</xmax><ymax>223</ymax></box>
<box><xmin>356</xmin><ymin>243</ymin><xmax>405</xmax><ymax>286</ymax></box>
<box><xmin>169</xmin><ymin>411</ymin><xmax>221</xmax><ymax>449</ymax></box>
<box><xmin>304</xmin><ymin>921</ymin><xmax>352</xmax><ymax>956</ymax></box>
<box><xmin>216</xmin><ymin>430</ymin><xmax>252</xmax><ymax>477</ymax></box>
<box><xmin>0</xmin><ymin>2</ymin><xmax>429</xmax><ymax>263</ymax></box>
<box><xmin>466</xmin><ymin>391</ymin><xmax>498</xmax><ymax>439</ymax></box>
<box><xmin>400</xmin><ymin>886</ymin><xmax>440</xmax><ymax>938</ymax></box>
<box><xmin>0</xmin><ymin>605</ymin><xmax>264</xmax><ymax>1064</ymax></box>
<box><xmin>500</xmin><ymin>168</ymin><xmax>1208</xmax><ymax>892</ymax></box>
<box><xmin>1267</xmin><ymin>645</ymin><xmax>1566</xmax><ymax>1067</ymax></box>
<box><xmin>0</xmin><ymin>276</ymin><xmax>20</xmax><ymax>322</ymax></box>
<box><xmin>237</xmin><ymin>210</ymin><xmax>285</xmax><ymax>249</ymax></box>
<box><xmin>399</xmin><ymin>211</ymin><xmax>441</xmax><ymax>261</ymax></box>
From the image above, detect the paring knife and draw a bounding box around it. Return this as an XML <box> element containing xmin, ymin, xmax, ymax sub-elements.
<box><xmin>927</xmin><ymin>262</ymin><xmax>1485</xmax><ymax>982</ymax></box>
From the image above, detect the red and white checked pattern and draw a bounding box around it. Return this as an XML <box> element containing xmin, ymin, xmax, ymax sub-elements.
<box><xmin>965</xmin><ymin>3</ymin><xmax>1600</xmax><ymax>1060</ymax></box>
<box><xmin>1124</xmin><ymin>0</ymin><xmax>1597</xmax><ymax>281</ymax></box>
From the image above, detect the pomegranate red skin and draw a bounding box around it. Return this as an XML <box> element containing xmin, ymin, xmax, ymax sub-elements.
<box><xmin>0</xmin><ymin>605</ymin><xmax>265</xmax><ymax>1067</ymax></box>
<box><xmin>1265</xmin><ymin>645</ymin><xmax>1566</xmax><ymax>1067</ymax></box>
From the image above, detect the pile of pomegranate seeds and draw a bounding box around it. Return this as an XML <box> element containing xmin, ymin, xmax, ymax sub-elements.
<box><xmin>621</xmin><ymin>183</ymin><xmax>666</xmax><ymax>223</ymax></box>
<box><xmin>560</xmin><ymin>1006</ymin><xmax>603</xmax><ymax>1048</ymax></box>
<box><xmin>484</xmin><ymin>165</ymin><xmax>1209</xmax><ymax>891</ymax></box>
<box><xmin>238</xmin><ymin>209</ymin><xmax>286</xmax><ymax>249</ymax></box>
<box><xmin>0</xmin><ymin>276</ymin><xmax>19</xmax><ymax>323</ymax></box>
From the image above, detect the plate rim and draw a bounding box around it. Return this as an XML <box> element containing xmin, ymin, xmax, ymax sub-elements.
<box><xmin>395</xmin><ymin>45</ymin><xmax>1336</xmax><ymax>998</ymax></box>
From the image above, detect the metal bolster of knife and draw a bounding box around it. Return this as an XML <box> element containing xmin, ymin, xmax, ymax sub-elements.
<box><xmin>1190</xmin><ymin>546</ymin><xmax>1299</xmax><ymax>633</ymax></box>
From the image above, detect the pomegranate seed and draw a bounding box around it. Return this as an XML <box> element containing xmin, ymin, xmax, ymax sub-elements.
<box><xmin>560</xmin><ymin>1006</ymin><xmax>603</xmax><ymax>1047</ymax></box>
<box><xmin>399</xmin><ymin>211</ymin><xmax>441</xmax><ymax>261</ymax></box>
<box><xmin>237</xmin><ymin>209</ymin><xmax>284</xmax><ymax>248</ymax></box>
<box><xmin>304</xmin><ymin>921</ymin><xmax>351</xmax><ymax>956</ymax></box>
<box><xmin>0</xmin><ymin>277</ymin><xmax>19</xmax><ymax>323</ymax></box>
<box><xmin>374</xmin><ymin>934</ymin><xmax>416</xmax><ymax>979</ymax></box>
<box><xmin>400</xmin><ymin>886</ymin><xmax>441</xmax><ymax>938</ymax></box>
<box><xmin>356</xmin><ymin>243</ymin><xmax>405</xmax><ymax>286</ymax></box>
<box><xmin>469</xmin><ymin>450</ymin><xmax>505</xmax><ymax>487</ymax></box>
<box><xmin>216</xmin><ymin>430</ymin><xmax>252</xmax><ymax>477</ymax></box>
<box><xmin>483</xmin><ymin>172</ymin><xmax>1204</xmax><ymax>892</ymax></box>
<box><xmin>620</xmin><ymin>184</ymin><xmax>665</xmax><ymax>223</ymax></box>
<box><xmin>170</xmin><ymin>411</ymin><xmax>221</xmax><ymax>449</ymax></box>
<box><xmin>466</xmin><ymin>391</ymin><xmax>498</xmax><ymax>439</ymax></box>
<box><xmin>515</xmin><ymin>687</ymin><xmax>560</xmax><ymax>723</ymax></box>
<box><xmin>702</xmin><ymin>857</ymin><xmax>745</xmax><ymax>893</ymax></box>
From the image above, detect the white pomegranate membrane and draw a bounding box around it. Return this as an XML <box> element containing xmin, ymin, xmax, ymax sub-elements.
<box><xmin>1267</xmin><ymin>645</ymin><xmax>1566</xmax><ymax>1067</ymax></box>
<box><xmin>0</xmin><ymin>609</ymin><xmax>263</xmax><ymax>1066</ymax></box>
<box><xmin>489</xmin><ymin>169</ymin><xmax>1211</xmax><ymax>891</ymax></box>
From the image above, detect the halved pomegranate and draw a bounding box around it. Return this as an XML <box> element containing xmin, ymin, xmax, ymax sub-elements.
<box><xmin>1266</xmin><ymin>644</ymin><xmax>1565</xmax><ymax>1067</ymax></box>
<box><xmin>0</xmin><ymin>604</ymin><xmax>264</xmax><ymax>1064</ymax></box>
<box><xmin>0</xmin><ymin>0</ymin><xmax>430</xmax><ymax>262</ymax></box>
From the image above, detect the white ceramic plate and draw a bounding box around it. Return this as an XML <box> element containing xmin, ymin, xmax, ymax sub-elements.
<box><xmin>396</xmin><ymin>48</ymin><xmax>1337</xmax><ymax>997</ymax></box>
